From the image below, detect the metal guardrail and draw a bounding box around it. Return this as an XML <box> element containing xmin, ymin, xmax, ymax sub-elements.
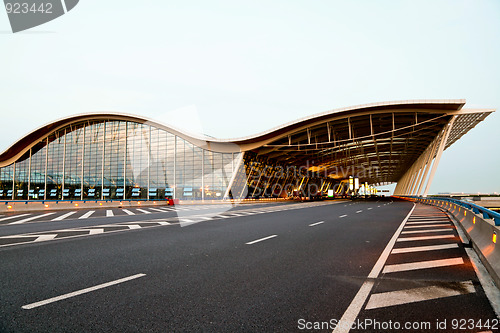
<box><xmin>404</xmin><ymin>196</ymin><xmax>500</xmax><ymax>226</ymax></box>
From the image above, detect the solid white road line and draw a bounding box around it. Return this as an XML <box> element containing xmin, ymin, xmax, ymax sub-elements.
<box><xmin>52</xmin><ymin>211</ymin><xmax>77</xmax><ymax>221</ymax></box>
<box><xmin>246</xmin><ymin>234</ymin><xmax>278</xmax><ymax>245</ymax></box>
<box><xmin>309</xmin><ymin>221</ymin><xmax>324</xmax><ymax>227</ymax></box>
<box><xmin>356</xmin><ymin>210</ymin><xmax>363</xmax><ymax>213</ymax></box>
<box><xmin>136</xmin><ymin>209</ymin><xmax>151</xmax><ymax>214</ymax></box>
<box><xmin>391</xmin><ymin>243</ymin><xmax>459</xmax><ymax>254</ymax></box>
<box><xmin>333</xmin><ymin>204</ymin><xmax>416</xmax><ymax>333</ymax></box>
<box><xmin>339</xmin><ymin>215</ymin><xmax>348</xmax><ymax>218</ymax></box>
<box><xmin>383</xmin><ymin>257</ymin><xmax>464</xmax><ymax>274</ymax></box>
<box><xmin>122</xmin><ymin>209</ymin><xmax>135</xmax><ymax>215</ymax></box>
<box><xmin>367</xmin><ymin>208</ymin><xmax>372</xmax><ymax>210</ymax></box>
<box><xmin>401</xmin><ymin>228</ymin><xmax>453</xmax><ymax>235</ymax></box>
<box><xmin>365</xmin><ymin>281</ymin><xmax>475</xmax><ymax>310</ymax></box>
<box><xmin>0</xmin><ymin>213</ymin><xmax>31</xmax><ymax>222</ymax></box>
<box><xmin>88</xmin><ymin>228</ymin><xmax>104</xmax><ymax>234</ymax></box>
<box><xmin>106</xmin><ymin>210</ymin><xmax>114</xmax><ymax>217</ymax></box>
<box><xmin>22</xmin><ymin>273</ymin><xmax>146</xmax><ymax>310</ymax></box>
<box><xmin>397</xmin><ymin>234</ymin><xmax>455</xmax><ymax>242</ymax></box>
<box><xmin>78</xmin><ymin>211</ymin><xmax>95</xmax><ymax>219</ymax></box>
<box><xmin>9</xmin><ymin>212</ymin><xmax>56</xmax><ymax>225</ymax></box>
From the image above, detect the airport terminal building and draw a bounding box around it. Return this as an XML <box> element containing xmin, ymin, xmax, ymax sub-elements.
<box><xmin>0</xmin><ymin>100</ymin><xmax>493</xmax><ymax>201</ymax></box>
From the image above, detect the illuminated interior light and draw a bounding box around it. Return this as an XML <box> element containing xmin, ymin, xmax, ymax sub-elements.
<box><xmin>464</xmin><ymin>210</ymin><xmax>466</xmax><ymax>216</ymax></box>
<box><xmin>473</xmin><ymin>217</ymin><xmax>476</xmax><ymax>224</ymax></box>
<box><xmin>493</xmin><ymin>232</ymin><xmax>497</xmax><ymax>244</ymax></box>
<box><xmin>7</xmin><ymin>205</ymin><xmax>12</xmax><ymax>209</ymax></box>
<box><xmin>75</xmin><ymin>203</ymin><xmax>79</xmax><ymax>207</ymax></box>
<box><xmin>45</xmin><ymin>204</ymin><xmax>49</xmax><ymax>208</ymax></box>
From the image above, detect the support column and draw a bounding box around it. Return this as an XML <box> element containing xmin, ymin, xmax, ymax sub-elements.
<box><xmin>422</xmin><ymin>116</ymin><xmax>456</xmax><ymax>197</ymax></box>
<box><xmin>416</xmin><ymin>137</ymin><xmax>440</xmax><ymax>196</ymax></box>
<box><xmin>223</xmin><ymin>152</ymin><xmax>244</xmax><ymax>200</ymax></box>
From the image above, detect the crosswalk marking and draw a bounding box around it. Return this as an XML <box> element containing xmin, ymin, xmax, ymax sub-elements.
<box><xmin>397</xmin><ymin>234</ymin><xmax>455</xmax><ymax>242</ymax></box>
<box><xmin>106</xmin><ymin>210</ymin><xmax>114</xmax><ymax>217</ymax></box>
<box><xmin>126</xmin><ymin>224</ymin><xmax>141</xmax><ymax>229</ymax></box>
<box><xmin>52</xmin><ymin>211</ymin><xmax>77</xmax><ymax>221</ymax></box>
<box><xmin>34</xmin><ymin>234</ymin><xmax>58</xmax><ymax>242</ymax></box>
<box><xmin>149</xmin><ymin>208</ymin><xmax>166</xmax><ymax>212</ymax></box>
<box><xmin>122</xmin><ymin>209</ymin><xmax>135</xmax><ymax>215</ymax></box>
<box><xmin>406</xmin><ymin>221</ymin><xmax>450</xmax><ymax>225</ymax></box>
<box><xmin>0</xmin><ymin>213</ymin><xmax>31</xmax><ymax>222</ymax></box>
<box><xmin>401</xmin><ymin>228</ymin><xmax>453</xmax><ymax>235</ymax></box>
<box><xmin>136</xmin><ymin>209</ymin><xmax>151</xmax><ymax>214</ymax></box>
<box><xmin>365</xmin><ymin>280</ymin><xmax>475</xmax><ymax>310</ymax></box>
<box><xmin>9</xmin><ymin>212</ymin><xmax>56</xmax><ymax>225</ymax></box>
<box><xmin>79</xmin><ymin>211</ymin><xmax>95</xmax><ymax>219</ymax></box>
<box><xmin>404</xmin><ymin>224</ymin><xmax>453</xmax><ymax>229</ymax></box>
<box><xmin>383</xmin><ymin>257</ymin><xmax>464</xmax><ymax>274</ymax></box>
<box><xmin>392</xmin><ymin>243</ymin><xmax>459</xmax><ymax>254</ymax></box>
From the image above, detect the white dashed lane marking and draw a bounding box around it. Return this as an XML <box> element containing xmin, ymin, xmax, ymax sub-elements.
<box><xmin>309</xmin><ymin>221</ymin><xmax>324</xmax><ymax>227</ymax></box>
<box><xmin>246</xmin><ymin>235</ymin><xmax>278</xmax><ymax>245</ymax></box>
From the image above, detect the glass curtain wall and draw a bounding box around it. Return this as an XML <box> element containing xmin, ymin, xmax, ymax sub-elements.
<box><xmin>0</xmin><ymin>119</ymin><xmax>245</xmax><ymax>201</ymax></box>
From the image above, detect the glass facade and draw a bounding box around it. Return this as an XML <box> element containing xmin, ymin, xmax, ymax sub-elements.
<box><xmin>0</xmin><ymin>120</ymin><xmax>242</xmax><ymax>201</ymax></box>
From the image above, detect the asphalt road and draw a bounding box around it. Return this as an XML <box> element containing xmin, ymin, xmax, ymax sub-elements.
<box><xmin>0</xmin><ymin>199</ymin><xmax>498</xmax><ymax>332</ymax></box>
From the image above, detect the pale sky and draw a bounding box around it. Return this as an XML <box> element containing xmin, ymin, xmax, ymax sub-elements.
<box><xmin>0</xmin><ymin>0</ymin><xmax>499</xmax><ymax>194</ymax></box>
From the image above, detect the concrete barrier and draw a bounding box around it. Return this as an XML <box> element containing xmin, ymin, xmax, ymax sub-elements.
<box><xmin>408</xmin><ymin>197</ymin><xmax>500</xmax><ymax>289</ymax></box>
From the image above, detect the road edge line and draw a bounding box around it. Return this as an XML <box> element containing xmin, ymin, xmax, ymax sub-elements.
<box><xmin>332</xmin><ymin>203</ymin><xmax>416</xmax><ymax>333</ymax></box>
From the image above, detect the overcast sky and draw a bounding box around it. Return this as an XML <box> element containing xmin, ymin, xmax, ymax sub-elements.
<box><xmin>0</xmin><ymin>0</ymin><xmax>499</xmax><ymax>194</ymax></box>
